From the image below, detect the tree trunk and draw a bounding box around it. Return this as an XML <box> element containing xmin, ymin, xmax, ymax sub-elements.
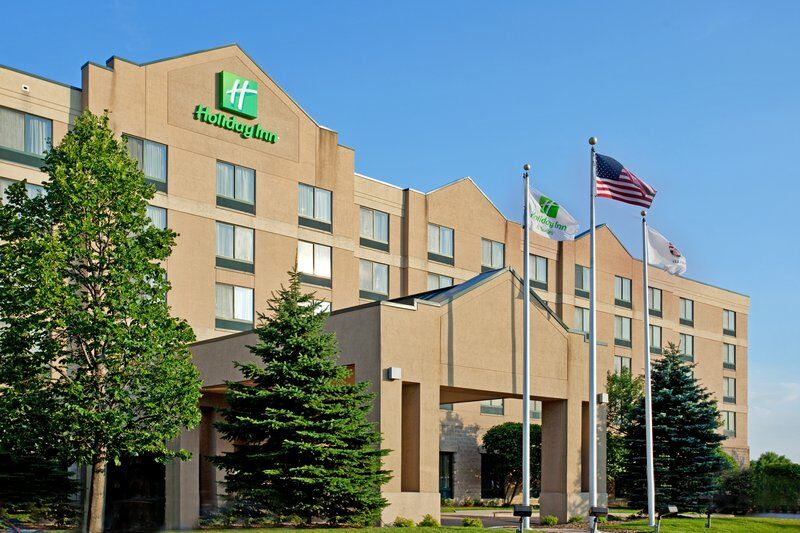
<box><xmin>88</xmin><ymin>453</ymin><xmax>107</xmax><ymax>533</ymax></box>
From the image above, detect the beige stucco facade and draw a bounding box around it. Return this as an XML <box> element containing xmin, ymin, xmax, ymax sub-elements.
<box><xmin>0</xmin><ymin>45</ymin><xmax>748</xmax><ymax>529</ymax></box>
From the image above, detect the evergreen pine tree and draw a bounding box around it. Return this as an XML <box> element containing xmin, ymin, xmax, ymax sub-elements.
<box><xmin>623</xmin><ymin>343</ymin><xmax>726</xmax><ymax>511</ymax></box>
<box><xmin>212</xmin><ymin>271</ymin><xmax>390</xmax><ymax>525</ymax></box>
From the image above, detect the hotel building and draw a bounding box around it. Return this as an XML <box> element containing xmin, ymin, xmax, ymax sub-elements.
<box><xmin>0</xmin><ymin>45</ymin><xmax>748</xmax><ymax>528</ymax></box>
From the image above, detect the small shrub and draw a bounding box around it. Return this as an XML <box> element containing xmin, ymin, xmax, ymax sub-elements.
<box><xmin>540</xmin><ymin>514</ymin><xmax>558</xmax><ymax>526</ymax></box>
<box><xmin>393</xmin><ymin>516</ymin><xmax>415</xmax><ymax>527</ymax></box>
<box><xmin>462</xmin><ymin>517</ymin><xmax>483</xmax><ymax>527</ymax></box>
<box><xmin>441</xmin><ymin>498</ymin><xmax>455</xmax><ymax>507</ymax></box>
<box><xmin>462</xmin><ymin>497</ymin><xmax>476</xmax><ymax>507</ymax></box>
<box><xmin>568</xmin><ymin>514</ymin><xmax>585</xmax><ymax>524</ymax></box>
<box><xmin>606</xmin><ymin>514</ymin><xmax>622</xmax><ymax>522</ymax></box>
<box><xmin>597</xmin><ymin>516</ymin><xmax>607</xmax><ymax>523</ymax></box>
<box><xmin>418</xmin><ymin>514</ymin><xmax>440</xmax><ymax>527</ymax></box>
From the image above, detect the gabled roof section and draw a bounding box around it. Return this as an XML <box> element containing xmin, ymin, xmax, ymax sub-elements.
<box><xmin>575</xmin><ymin>224</ymin><xmax>634</xmax><ymax>258</ymax></box>
<box><xmin>385</xmin><ymin>268</ymin><xmax>569</xmax><ymax>332</ymax></box>
<box><xmin>83</xmin><ymin>43</ymin><xmax>325</xmax><ymax>130</ymax></box>
<box><xmin>426</xmin><ymin>177</ymin><xmax>506</xmax><ymax>220</ymax></box>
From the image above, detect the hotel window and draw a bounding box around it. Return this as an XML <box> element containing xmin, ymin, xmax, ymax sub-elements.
<box><xmin>649</xmin><ymin>287</ymin><xmax>662</xmax><ymax>317</ymax></box>
<box><xmin>481</xmin><ymin>238</ymin><xmax>505</xmax><ymax>271</ymax></box>
<box><xmin>126</xmin><ymin>135</ymin><xmax>167</xmax><ymax>192</ymax></box>
<box><xmin>298</xmin><ymin>183</ymin><xmax>332</xmax><ymax>232</ymax></box>
<box><xmin>723</xmin><ymin>343</ymin><xmax>736</xmax><ymax>370</ymax></box>
<box><xmin>297</xmin><ymin>241</ymin><xmax>332</xmax><ymax>287</ymax></box>
<box><xmin>723</xmin><ymin>377</ymin><xmax>736</xmax><ymax>404</ymax></box>
<box><xmin>530</xmin><ymin>400</ymin><xmax>542</xmax><ymax>420</ymax></box>
<box><xmin>528</xmin><ymin>254</ymin><xmax>548</xmax><ymax>290</ymax></box>
<box><xmin>614</xmin><ymin>355</ymin><xmax>632</xmax><ymax>375</ymax></box>
<box><xmin>575</xmin><ymin>264</ymin><xmax>590</xmax><ymax>298</ymax></box>
<box><xmin>480</xmin><ymin>399</ymin><xmax>504</xmax><ymax>416</ymax></box>
<box><xmin>0</xmin><ymin>178</ymin><xmax>46</xmax><ymax>203</ymax></box>
<box><xmin>440</xmin><ymin>403</ymin><xmax>453</xmax><ymax>411</ymax></box>
<box><xmin>215</xmin><ymin>283</ymin><xmax>254</xmax><ymax>331</ymax></box>
<box><xmin>615</xmin><ymin>276</ymin><xmax>632</xmax><ymax>308</ymax></box>
<box><xmin>723</xmin><ymin>309</ymin><xmax>736</xmax><ymax>336</ymax></box>
<box><xmin>428</xmin><ymin>273</ymin><xmax>454</xmax><ymax>290</ymax></box>
<box><xmin>680</xmin><ymin>298</ymin><xmax>694</xmax><ymax>326</ymax></box>
<box><xmin>145</xmin><ymin>205</ymin><xmax>167</xmax><ymax>230</ymax></box>
<box><xmin>0</xmin><ymin>107</ymin><xmax>52</xmax><ymax>165</ymax></box>
<box><xmin>650</xmin><ymin>325</ymin><xmax>662</xmax><ymax>354</ymax></box>
<box><xmin>359</xmin><ymin>259</ymin><xmax>389</xmax><ymax>300</ymax></box>
<box><xmin>359</xmin><ymin>207</ymin><xmax>389</xmax><ymax>251</ymax></box>
<box><xmin>217</xmin><ymin>161</ymin><xmax>255</xmax><ymax>213</ymax></box>
<box><xmin>614</xmin><ymin>316</ymin><xmax>631</xmax><ymax>347</ymax></box>
<box><xmin>428</xmin><ymin>223</ymin><xmax>454</xmax><ymax>264</ymax></box>
<box><xmin>679</xmin><ymin>333</ymin><xmax>694</xmax><ymax>362</ymax></box>
<box><xmin>722</xmin><ymin>411</ymin><xmax>736</xmax><ymax>437</ymax></box>
<box><xmin>574</xmin><ymin>307</ymin><xmax>590</xmax><ymax>334</ymax></box>
<box><xmin>216</xmin><ymin>222</ymin><xmax>254</xmax><ymax>273</ymax></box>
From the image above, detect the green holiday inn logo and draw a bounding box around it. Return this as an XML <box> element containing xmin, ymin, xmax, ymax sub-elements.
<box><xmin>539</xmin><ymin>195</ymin><xmax>560</xmax><ymax>218</ymax></box>
<box><xmin>192</xmin><ymin>71</ymin><xmax>279</xmax><ymax>144</ymax></box>
<box><xmin>218</xmin><ymin>71</ymin><xmax>258</xmax><ymax>118</ymax></box>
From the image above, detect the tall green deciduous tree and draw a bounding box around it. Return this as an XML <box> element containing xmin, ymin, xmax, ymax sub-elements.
<box><xmin>623</xmin><ymin>343</ymin><xmax>726</xmax><ymax>512</ymax></box>
<box><xmin>481</xmin><ymin>422</ymin><xmax>542</xmax><ymax>505</ymax></box>
<box><xmin>0</xmin><ymin>111</ymin><xmax>201</xmax><ymax>533</ymax></box>
<box><xmin>213</xmin><ymin>271</ymin><xmax>390</xmax><ymax>525</ymax></box>
<box><xmin>606</xmin><ymin>368</ymin><xmax>643</xmax><ymax>496</ymax></box>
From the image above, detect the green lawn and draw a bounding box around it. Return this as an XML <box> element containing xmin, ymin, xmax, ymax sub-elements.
<box><xmin>602</xmin><ymin>516</ymin><xmax>800</xmax><ymax>532</ymax></box>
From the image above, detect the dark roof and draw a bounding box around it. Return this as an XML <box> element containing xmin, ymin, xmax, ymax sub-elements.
<box><xmin>385</xmin><ymin>267</ymin><xmax>569</xmax><ymax>331</ymax></box>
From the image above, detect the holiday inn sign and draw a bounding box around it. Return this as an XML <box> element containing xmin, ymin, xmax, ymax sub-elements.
<box><xmin>193</xmin><ymin>71</ymin><xmax>279</xmax><ymax>144</ymax></box>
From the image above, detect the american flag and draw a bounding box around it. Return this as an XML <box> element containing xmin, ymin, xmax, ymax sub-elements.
<box><xmin>594</xmin><ymin>153</ymin><xmax>657</xmax><ymax>208</ymax></box>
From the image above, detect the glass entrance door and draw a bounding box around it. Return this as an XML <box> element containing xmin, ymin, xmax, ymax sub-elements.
<box><xmin>439</xmin><ymin>452</ymin><xmax>454</xmax><ymax>499</ymax></box>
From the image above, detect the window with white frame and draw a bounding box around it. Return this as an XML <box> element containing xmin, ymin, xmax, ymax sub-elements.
<box><xmin>615</xmin><ymin>276</ymin><xmax>632</xmax><ymax>306</ymax></box>
<box><xmin>215</xmin><ymin>284</ymin><xmax>254</xmax><ymax>328</ymax></box>
<box><xmin>680</xmin><ymin>333</ymin><xmax>694</xmax><ymax>360</ymax></box>
<box><xmin>724</xmin><ymin>343</ymin><xmax>736</xmax><ymax>369</ymax></box>
<box><xmin>297</xmin><ymin>241</ymin><xmax>332</xmax><ymax>281</ymax></box>
<box><xmin>481</xmin><ymin>238</ymin><xmax>505</xmax><ymax>269</ymax></box>
<box><xmin>722</xmin><ymin>411</ymin><xmax>736</xmax><ymax>437</ymax></box>
<box><xmin>359</xmin><ymin>259</ymin><xmax>389</xmax><ymax>297</ymax></box>
<box><xmin>614</xmin><ymin>315</ymin><xmax>631</xmax><ymax>345</ymax></box>
<box><xmin>298</xmin><ymin>183</ymin><xmax>332</xmax><ymax>228</ymax></box>
<box><xmin>649</xmin><ymin>287</ymin><xmax>662</xmax><ymax>314</ymax></box>
<box><xmin>723</xmin><ymin>377</ymin><xmax>736</xmax><ymax>403</ymax></box>
<box><xmin>216</xmin><ymin>222</ymin><xmax>254</xmax><ymax>267</ymax></box>
<box><xmin>723</xmin><ymin>309</ymin><xmax>736</xmax><ymax>335</ymax></box>
<box><xmin>574</xmin><ymin>307</ymin><xmax>590</xmax><ymax>334</ymax></box>
<box><xmin>0</xmin><ymin>106</ymin><xmax>52</xmax><ymax>157</ymax></box>
<box><xmin>680</xmin><ymin>298</ymin><xmax>694</xmax><ymax>324</ymax></box>
<box><xmin>217</xmin><ymin>161</ymin><xmax>255</xmax><ymax>207</ymax></box>
<box><xmin>146</xmin><ymin>205</ymin><xmax>167</xmax><ymax>229</ymax></box>
<box><xmin>614</xmin><ymin>355</ymin><xmax>632</xmax><ymax>375</ymax></box>
<box><xmin>575</xmin><ymin>264</ymin><xmax>590</xmax><ymax>297</ymax></box>
<box><xmin>650</xmin><ymin>324</ymin><xmax>662</xmax><ymax>352</ymax></box>
<box><xmin>428</xmin><ymin>223</ymin><xmax>454</xmax><ymax>259</ymax></box>
<box><xmin>529</xmin><ymin>254</ymin><xmax>548</xmax><ymax>288</ymax></box>
<box><xmin>530</xmin><ymin>400</ymin><xmax>542</xmax><ymax>420</ymax></box>
<box><xmin>480</xmin><ymin>399</ymin><xmax>504</xmax><ymax>415</ymax></box>
<box><xmin>428</xmin><ymin>273</ymin><xmax>454</xmax><ymax>290</ymax></box>
<box><xmin>126</xmin><ymin>135</ymin><xmax>167</xmax><ymax>186</ymax></box>
<box><xmin>360</xmin><ymin>207</ymin><xmax>389</xmax><ymax>244</ymax></box>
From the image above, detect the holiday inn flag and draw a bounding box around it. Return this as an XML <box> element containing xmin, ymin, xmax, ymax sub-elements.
<box><xmin>528</xmin><ymin>188</ymin><xmax>580</xmax><ymax>241</ymax></box>
<box><xmin>647</xmin><ymin>226</ymin><xmax>687</xmax><ymax>275</ymax></box>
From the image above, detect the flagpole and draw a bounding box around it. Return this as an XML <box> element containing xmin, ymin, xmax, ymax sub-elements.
<box><xmin>588</xmin><ymin>137</ymin><xmax>598</xmax><ymax>514</ymax></box>
<box><xmin>641</xmin><ymin>211</ymin><xmax>656</xmax><ymax>527</ymax></box>
<box><xmin>522</xmin><ymin>163</ymin><xmax>532</xmax><ymax>530</ymax></box>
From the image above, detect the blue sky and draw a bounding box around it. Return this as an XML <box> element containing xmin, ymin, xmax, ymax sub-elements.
<box><xmin>4</xmin><ymin>1</ymin><xmax>798</xmax><ymax>461</ymax></box>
